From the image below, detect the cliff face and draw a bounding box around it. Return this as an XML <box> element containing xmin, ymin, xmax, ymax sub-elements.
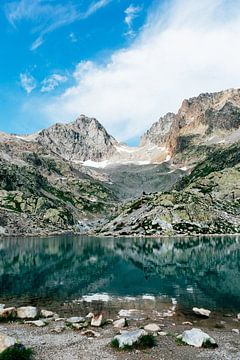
<box><xmin>141</xmin><ymin>89</ymin><xmax>240</xmax><ymax>161</ymax></box>
<box><xmin>36</xmin><ymin>115</ymin><xmax>118</xmax><ymax>162</ymax></box>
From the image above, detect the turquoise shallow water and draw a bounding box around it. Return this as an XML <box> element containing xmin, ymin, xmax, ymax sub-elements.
<box><xmin>0</xmin><ymin>235</ymin><xmax>239</xmax><ymax>312</ymax></box>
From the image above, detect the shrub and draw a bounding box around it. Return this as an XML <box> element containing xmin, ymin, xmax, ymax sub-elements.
<box><xmin>0</xmin><ymin>344</ymin><xmax>33</xmax><ymax>360</ymax></box>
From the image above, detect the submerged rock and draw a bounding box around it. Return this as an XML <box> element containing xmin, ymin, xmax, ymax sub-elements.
<box><xmin>17</xmin><ymin>306</ymin><xmax>38</xmax><ymax>319</ymax></box>
<box><xmin>113</xmin><ymin>329</ymin><xmax>147</xmax><ymax>348</ymax></box>
<box><xmin>192</xmin><ymin>307</ymin><xmax>211</xmax><ymax>318</ymax></box>
<box><xmin>178</xmin><ymin>328</ymin><xmax>217</xmax><ymax>348</ymax></box>
<box><xmin>0</xmin><ymin>333</ymin><xmax>17</xmax><ymax>353</ymax></box>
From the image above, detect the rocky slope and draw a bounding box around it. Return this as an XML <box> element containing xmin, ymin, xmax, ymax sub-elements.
<box><xmin>98</xmin><ymin>142</ymin><xmax>240</xmax><ymax>236</ymax></box>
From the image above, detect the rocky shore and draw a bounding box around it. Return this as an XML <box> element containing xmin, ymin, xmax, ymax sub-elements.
<box><xmin>0</xmin><ymin>303</ymin><xmax>239</xmax><ymax>359</ymax></box>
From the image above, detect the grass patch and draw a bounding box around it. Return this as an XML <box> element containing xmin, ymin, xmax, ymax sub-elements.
<box><xmin>202</xmin><ymin>339</ymin><xmax>218</xmax><ymax>349</ymax></box>
<box><xmin>0</xmin><ymin>345</ymin><xmax>33</xmax><ymax>360</ymax></box>
<box><xmin>175</xmin><ymin>337</ymin><xmax>186</xmax><ymax>346</ymax></box>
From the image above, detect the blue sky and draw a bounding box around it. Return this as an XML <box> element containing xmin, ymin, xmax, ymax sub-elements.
<box><xmin>1</xmin><ymin>0</ymin><xmax>240</xmax><ymax>144</ymax></box>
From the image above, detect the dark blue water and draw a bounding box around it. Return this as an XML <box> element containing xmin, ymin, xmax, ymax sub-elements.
<box><xmin>0</xmin><ymin>235</ymin><xmax>239</xmax><ymax>312</ymax></box>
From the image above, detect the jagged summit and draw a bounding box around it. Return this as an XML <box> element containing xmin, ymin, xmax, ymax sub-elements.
<box><xmin>141</xmin><ymin>88</ymin><xmax>240</xmax><ymax>159</ymax></box>
<box><xmin>36</xmin><ymin>114</ymin><xmax>118</xmax><ymax>162</ymax></box>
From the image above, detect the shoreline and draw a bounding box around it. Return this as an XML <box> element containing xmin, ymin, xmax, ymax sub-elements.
<box><xmin>0</xmin><ymin>231</ymin><xmax>240</xmax><ymax>239</ymax></box>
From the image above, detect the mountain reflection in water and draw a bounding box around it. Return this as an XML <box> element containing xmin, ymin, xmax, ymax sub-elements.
<box><xmin>0</xmin><ymin>235</ymin><xmax>239</xmax><ymax>311</ymax></box>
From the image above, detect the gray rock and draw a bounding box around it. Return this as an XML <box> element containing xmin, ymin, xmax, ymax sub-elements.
<box><xmin>113</xmin><ymin>318</ymin><xmax>127</xmax><ymax>329</ymax></box>
<box><xmin>232</xmin><ymin>329</ymin><xmax>240</xmax><ymax>334</ymax></box>
<box><xmin>40</xmin><ymin>310</ymin><xmax>55</xmax><ymax>318</ymax></box>
<box><xmin>113</xmin><ymin>329</ymin><xmax>147</xmax><ymax>348</ymax></box>
<box><xmin>66</xmin><ymin>317</ymin><xmax>85</xmax><ymax>324</ymax></box>
<box><xmin>192</xmin><ymin>307</ymin><xmax>211</xmax><ymax>317</ymax></box>
<box><xmin>178</xmin><ymin>328</ymin><xmax>217</xmax><ymax>348</ymax></box>
<box><xmin>144</xmin><ymin>323</ymin><xmax>161</xmax><ymax>332</ymax></box>
<box><xmin>91</xmin><ymin>313</ymin><xmax>106</xmax><ymax>327</ymax></box>
<box><xmin>0</xmin><ymin>333</ymin><xmax>17</xmax><ymax>353</ymax></box>
<box><xmin>25</xmin><ymin>320</ymin><xmax>46</xmax><ymax>327</ymax></box>
<box><xmin>17</xmin><ymin>306</ymin><xmax>38</xmax><ymax>319</ymax></box>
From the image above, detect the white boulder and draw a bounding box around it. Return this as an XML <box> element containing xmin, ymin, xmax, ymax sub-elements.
<box><xmin>193</xmin><ymin>307</ymin><xmax>211</xmax><ymax>317</ymax></box>
<box><xmin>91</xmin><ymin>313</ymin><xmax>106</xmax><ymax>327</ymax></box>
<box><xmin>40</xmin><ymin>310</ymin><xmax>55</xmax><ymax>318</ymax></box>
<box><xmin>0</xmin><ymin>333</ymin><xmax>17</xmax><ymax>353</ymax></box>
<box><xmin>17</xmin><ymin>306</ymin><xmax>38</xmax><ymax>319</ymax></box>
<box><xmin>113</xmin><ymin>329</ymin><xmax>147</xmax><ymax>348</ymax></box>
<box><xmin>144</xmin><ymin>323</ymin><xmax>160</xmax><ymax>332</ymax></box>
<box><xmin>113</xmin><ymin>318</ymin><xmax>127</xmax><ymax>329</ymax></box>
<box><xmin>66</xmin><ymin>317</ymin><xmax>85</xmax><ymax>324</ymax></box>
<box><xmin>178</xmin><ymin>328</ymin><xmax>217</xmax><ymax>348</ymax></box>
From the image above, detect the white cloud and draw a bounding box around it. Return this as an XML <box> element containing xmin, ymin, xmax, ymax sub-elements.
<box><xmin>41</xmin><ymin>74</ymin><xmax>68</xmax><ymax>93</ymax></box>
<box><xmin>124</xmin><ymin>4</ymin><xmax>142</xmax><ymax>38</ymax></box>
<box><xmin>20</xmin><ymin>73</ymin><xmax>36</xmax><ymax>94</ymax></box>
<box><xmin>5</xmin><ymin>0</ymin><xmax>112</xmax><ymax>50</ymax></box>
<box><xmin>24</xmin><ymin>0</ymin><xmax>240</xmax><ymax>141</ymax></box>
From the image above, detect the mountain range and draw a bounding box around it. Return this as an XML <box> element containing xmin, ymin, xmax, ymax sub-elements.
<box><xmin>0</xmin><ymin>88</ymin><xmax>240</xmax><ymax>236</ymax></box>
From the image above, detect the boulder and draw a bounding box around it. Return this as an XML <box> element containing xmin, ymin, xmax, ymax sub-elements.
<box><xmin>0</xmin><ymin>305</ymin><xmax>5</xmax><ymax>310</ymax></box>
<box><xmin>237</xmin><ymin>313</ymin><xmax>240</xmax><ymax>320</ymax></box>
<box><xmin>232</xmin><ymin>329</ymin><xmax>240</xmax><ymax>334</ymax></box>
<box><xmin>113</xmin><ymin>318</ymin><xmax>127</xmax><ymax>329</ymax></box>
<box><xmin>91</xmin><ymin>314</ymin><xmax>106</xmax><ymax>327</ymax></box>
<box><xmin>66</xmin><ymin>317</ymin><xmax>85</xmax><ymax>324</ymax></box>
<box><xmin>144</xmin><ymin>323</ymin><xmax>160</xmax><ymax>332</ymax></box>
<box><xmin>40</xmin><ymin>310</ymin><xmax>55</xmax><ymax>318</ymax></box>
<box><xmin>113</xmin><ymin>329</ymin><xmax>147</xmax><ymax>348</ymax></box>
<box><xmin>17</xmin><ymin>306</ymin><xmax>38</xmax><ymax>319</ymax></box>
<box><xmin>0</xmin><ymin>333</ymin><xmax>17</xmax><ymax>353</ymax></box>
<box><xmin>0</xmin><ymin>307</ymin><xmax>17</xmax><ymax>319</ymax></box>
<box><xmin>192</xmin><ymin>307</ymin><xmax>211</xmax><ymax>318</ymax></box>
<box><xmin>178</xmin><ymin>328</ymin><xmax>217</xmax><ymax>348</ymax></box>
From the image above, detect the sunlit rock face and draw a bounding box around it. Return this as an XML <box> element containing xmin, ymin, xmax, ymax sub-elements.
<box><xmin>36</xmin><ymin>115</ymin><xmax>118</xmax><ymax>162</ymax></box>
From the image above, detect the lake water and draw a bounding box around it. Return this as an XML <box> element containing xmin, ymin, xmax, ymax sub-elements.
<box><xmin>0</xmin><ymin>235</ymin><xmax>239</xmax><ymax>315</ymax></box>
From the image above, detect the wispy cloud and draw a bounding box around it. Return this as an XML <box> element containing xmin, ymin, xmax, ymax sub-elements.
<box><xmin>19</xmin><ymin>73</ymin><xmax>36</xmax><ymax>94</ymax></box>
<box><xmin>5</xmin><ymin>0</ymin><xmax>112</xmax><ymax>50</ymax></box>
<box><xmin>37</xmin><ymin>0</ymin><xmax>240</xmax><ymax>141</ymax></box>
<box><xmin>124</xmin><ymin>4</ymin><xmax>142</xmax><ymax>38</ymax></box>
<box><xmin>41</xmin><ymin>74</ymin><xmax>68</xmax><ymax>93</ymax></box>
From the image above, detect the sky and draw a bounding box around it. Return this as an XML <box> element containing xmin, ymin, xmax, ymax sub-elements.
<box><xmin>1</xmin><ymin>0</ymin><xmax>240</xmax><ymax>145</ymax></box>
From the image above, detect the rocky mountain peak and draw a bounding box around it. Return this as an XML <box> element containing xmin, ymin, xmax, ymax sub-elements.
<box><xmin>36</xmin><ymin>115</ymin><xmax>118</xmax><ymax>162</ymax></box>
<box><xmin>141</xmin><ymin>88</ymin><xmax>240</xmax><ymax>159</ymax></box>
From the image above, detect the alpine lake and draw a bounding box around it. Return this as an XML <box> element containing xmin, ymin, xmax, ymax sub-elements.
<box><xmin>0</xmin><ymin>235</ymin><xmax>239</xmax><ymax>320</ymax></box>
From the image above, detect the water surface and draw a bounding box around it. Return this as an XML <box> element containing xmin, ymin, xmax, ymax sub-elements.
<box><xmin>0</xmin><ymin>235</ymin><xmax>239</xmax><ymax>313</ymax></box>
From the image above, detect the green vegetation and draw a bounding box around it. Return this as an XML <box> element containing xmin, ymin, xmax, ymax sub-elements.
<box><xmin>0</xmin><ymin>345</ymin><xmax>33</xmax><ymax>360</ymax></box>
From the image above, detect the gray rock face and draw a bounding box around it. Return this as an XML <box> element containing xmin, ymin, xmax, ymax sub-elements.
<box><xmin>36</xmin><ymin>115</ymin><xmax>117</xmax><ymax>161</ymax></box>
<box><xmin>140</xmin><ymin>112</ymin><xmax>175</xmax><ymax>147</ymax></box>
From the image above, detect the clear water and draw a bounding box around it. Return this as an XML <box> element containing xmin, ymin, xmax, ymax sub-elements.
<box><xmin>0</xmin><ymin>235</ymin><xmax>239</xmax><ymax>313</ymax></box>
